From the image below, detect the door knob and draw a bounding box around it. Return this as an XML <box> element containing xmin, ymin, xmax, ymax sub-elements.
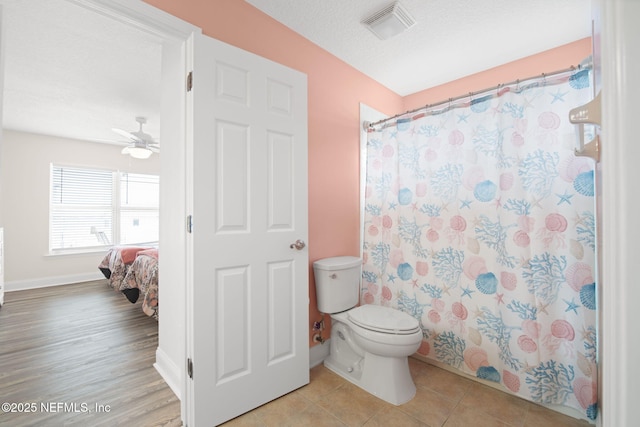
<box><xmin>289</xmin><ymin>239</ymin><xmax>306</xmax><ymax>250</ymax></box>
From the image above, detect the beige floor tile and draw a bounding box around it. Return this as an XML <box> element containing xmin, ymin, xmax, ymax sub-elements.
<box><xmin>281</xmin><ymin>403</ymin><xmax>348</xmax><ymax>427</ymax></box>
<box><xmin>457</xmin><ymin>383</ymin><xmax>528</xmax><ymax>427</ymax></box>
<box><xmin>316</xmin><ymin>382</ymin><xmax>391</xmax><ymax>426</ymax></box>
<box><xmin>251</xmin><ymin>391</ymin><xmax>313</xmax><ymax>426</ymax></box>
<box><xmin>409</xmin><ymin>356</ymin><xmax>433</xmax><ymax>376</ymax></box>
<box><xmin>443</xmin><ymin>404</ymin><xmax>510</xmax><ymax>427</ymax></box>
<box><xmin>397</xmin><ymin>385</ymin><xmax>457</xmax><ymax>427</ymax></box>
<box><xmin>523</xmin><ymin>403</ymin><xmax>592</xmax><ymax>427</ymax></box>
<box><xmin>364</xmin><ymin>406</ymin><xmax>429</xmax><ymax>426</ymax></box>
<box><xmin>297</xmin><ymin>364</ymin><xmax>345</xmax><ymax>402</ymax></box>
<box><xmin>224</xmin><ymin>364</ymin><xmax>590</xmax><ymax>427</ymax></box>
<box><xmin>413</xmin><ymin>364</ymin><xmax>474</xmax><ymax>403</ymax></box>
<box><xmin>220</xmin><ymin>410</ymin><xmax>266</xmax><ymax>427</ymax></box>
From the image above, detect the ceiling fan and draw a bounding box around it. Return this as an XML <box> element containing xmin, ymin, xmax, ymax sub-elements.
<box><xmin>112</xmin><ymin>116</ymin><xmax>159</xmax><ymax>159</ymax></box>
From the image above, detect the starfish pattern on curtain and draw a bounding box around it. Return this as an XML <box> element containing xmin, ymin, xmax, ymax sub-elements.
<box><xmin>363</xmin><ymin>69</ymin><xmax>597</xmax><ymax>420</ymax></box>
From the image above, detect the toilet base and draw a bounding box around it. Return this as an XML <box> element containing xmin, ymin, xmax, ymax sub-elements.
<box><xmin>324</xmin><ymin>351</ymin><xmax>416</xmax><ymax>405</ymax></box>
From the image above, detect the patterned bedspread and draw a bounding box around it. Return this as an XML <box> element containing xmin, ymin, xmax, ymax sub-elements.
<box><xmin>98</xmin><ymin>246</ymin><xmax>149</xmax><ymax>288</ymax></box>
<box><xmin>122</xmin><ymin>249</ymin><xmax>158</xmax><ymax>319</ymax></box>
<box><xmin>98</xmin><ymin>246</ymin><xmax>159</xmax><ymax>319</ymax></box>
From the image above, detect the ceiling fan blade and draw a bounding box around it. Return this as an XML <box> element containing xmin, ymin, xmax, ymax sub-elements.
<box><xmin>148</xmin><ymin>146</ymin><xmax>160</xmax><ymax>153</ymax></box>
<box><xmin>112</xmin><ymin>127</ymin><xmax>143</xmax><ymax>143</ymax></box>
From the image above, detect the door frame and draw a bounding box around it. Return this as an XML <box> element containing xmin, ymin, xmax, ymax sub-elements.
<box><xmin>599</xmin><ymin>1</ymin><xmax>640</xmax><ymax>425</ymax></box>
<box><xmin>64</xmin><ymin>0</ymin><xmax>196</xmax><ymax>421</ymax></box>
<box><xmin>0</xmin><ymin>5</ymin><xmax>6</xmax><ymax>305</ymax></box>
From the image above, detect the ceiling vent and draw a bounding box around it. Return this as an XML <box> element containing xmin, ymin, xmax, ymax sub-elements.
<box><xmin>362</xmin><ymin>2</ymin><xmax>416</xmax><ymax>40</ymax></box>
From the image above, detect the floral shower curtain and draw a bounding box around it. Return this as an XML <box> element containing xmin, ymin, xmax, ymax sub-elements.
<box><xmin>362</xmin><ymin>69</ymin><xmax>597</xmax><ymax>420</ymax></box>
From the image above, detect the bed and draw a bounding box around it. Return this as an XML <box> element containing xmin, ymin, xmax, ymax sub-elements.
<box><xmin>98</xmin><ymin>246</ymin><xmax>159</xmax><ymax>319</ymax></box>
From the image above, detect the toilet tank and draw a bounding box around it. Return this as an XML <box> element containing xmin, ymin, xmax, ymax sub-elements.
<box><xmin>313</xmin><ymin>256</ymin><xmax>361</xmax><ymax>314</ymax></box>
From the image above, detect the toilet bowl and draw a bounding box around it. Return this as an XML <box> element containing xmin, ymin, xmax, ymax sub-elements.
<box><xmin>324</xmin><ymin>305</ymin><xmax>422</xmax><ymax>405</ymax></box>
<box><xmin>313</xmin><ymin>257</ymin><xmax>423</xmax><ymax>405</ymax></box>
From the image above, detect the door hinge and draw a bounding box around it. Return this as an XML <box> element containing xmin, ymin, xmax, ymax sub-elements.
<box><xmin>187</xmin><ymin>215</ymin><xmax>193</xmax><ymax>233</ymax></box>
<box><xmin>187</xmin><ymin>358</ymin><xmax>193</xmax><ymax>379</ymax></box>
<box><xmin>186</xmin><ymin>71</ymin><xmax>193</xmax><ymax>92</ymax></box>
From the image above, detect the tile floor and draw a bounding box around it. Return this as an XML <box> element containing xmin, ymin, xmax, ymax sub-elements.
<box><xmin>221</xmin><ymin>358</ymin><xmax>592</xmax><ymax>427</ymax></box>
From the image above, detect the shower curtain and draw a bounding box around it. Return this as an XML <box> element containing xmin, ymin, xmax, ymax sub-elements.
<box><xmin>362</xmin><ymin>69</ymin><xmax>597</xmax><ymax>420</ymax></box>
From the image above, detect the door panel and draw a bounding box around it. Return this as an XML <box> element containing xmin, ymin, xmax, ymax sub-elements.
<box><xmin>216</xmin><ymin>121</ymin><xmax>249</xmax><ymax>232</ymax></box>
<box><xmin>267</xmin><ymin>260</ymin><xmax>295</xmax><ymax>362</ymax></box>
<box><xmin>215</xmin><ymin>265</ymin><xmax>250</xmax><ymax>383</ymax></box>
<box><xmin>268</xmin><ymin>132</ymin><xmax>294</xmax><ymax>229</ymax></box>
<box><xmin>187</xmin><ymin>32</ymin><xmax>308</xmax><ymax>426</ymax></box>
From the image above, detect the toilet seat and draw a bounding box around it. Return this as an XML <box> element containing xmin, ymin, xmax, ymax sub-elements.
<box><xmin>348</xmin><ymin>304</ymin><xmax>420</xmax><ymax>335</ymax></box>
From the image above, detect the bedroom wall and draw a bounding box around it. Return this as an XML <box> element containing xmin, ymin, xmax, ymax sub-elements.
<box><xmin>0</xmin><ymin>130</ymin><xmax>160</xmax><ymax>290</ymax></box>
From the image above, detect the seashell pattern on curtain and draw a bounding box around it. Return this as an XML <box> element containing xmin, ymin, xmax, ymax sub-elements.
<box><xmin>362</xmin><ymin>69</ymin><xmax>597</xmax><ymax>420</ymax></box>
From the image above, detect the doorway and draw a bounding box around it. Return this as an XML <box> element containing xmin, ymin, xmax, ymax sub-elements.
<box><xmin>0</xmin><ymin>0</ymin><xmax>195</xmax><ymax>421</ymax></box>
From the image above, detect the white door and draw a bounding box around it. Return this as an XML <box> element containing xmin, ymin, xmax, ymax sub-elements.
<box><xmin>186</xmin><ymin>32</ymin><xmax>309</xmax><ymax>426</ymax></box>
<box><xmin>0</xmin><ymin>5</ymin><xmax>5</xmax><ymax>307</ymax></box>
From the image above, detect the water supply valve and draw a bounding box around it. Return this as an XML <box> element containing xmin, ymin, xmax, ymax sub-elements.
<box><xmin>312</xmin><ymin>318</ymin><xmax>325</xmax><ymax>344</ymax></box>
<box><xmin>312</xmin><ymin>319</ymin><xmax>325</xmax><ymax>331</ymax></box>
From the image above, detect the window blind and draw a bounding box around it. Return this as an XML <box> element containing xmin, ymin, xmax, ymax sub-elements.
<box><xmin>50</xmin><ymin>166</ymin><xmax>113</xmax><ymax>250</ymax></box>
<box><xmin>119</xmin><ymin>172</ymin><xmax>160</xmax><ymax>245</ymax></box>
<box><xmin>50</xmin><ymin>166</ymin><xmax>159</xmax><ymax>251</ymax></box>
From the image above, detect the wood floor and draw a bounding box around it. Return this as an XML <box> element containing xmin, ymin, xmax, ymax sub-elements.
<box><xmin>0</xmin><ymin>280</ymin><xmax>182</xmax><ymax>426</ymax></box>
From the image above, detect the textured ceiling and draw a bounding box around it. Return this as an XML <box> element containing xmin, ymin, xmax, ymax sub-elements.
<box><xmin>1</xmin><ymin>0</ymin><xmax>591</xmax><ymax>145</ymax></box>
<box><xmin>245</xmin><ymin>0</ymin><xmax>592</xmax><ymax>96</ymax></box>
<box><xmin>1</xmin><ymin>0</ymin><xmax>163</xmax><ymax>145</ymax></box>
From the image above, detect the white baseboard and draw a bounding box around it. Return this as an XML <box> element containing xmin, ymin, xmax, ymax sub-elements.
<box><xmin>5</xmin><ymin>272</ymin><xmax>105</xmax><ymax>292</ymax></box>
<box><xmin>155</xmin><ymin>346</ymin><xmax>182</xmax><ymax>400</ymax></box>
<box><xmin>310</xmin><ymin>338</ymin><xmax>330</xmax><ymax>368</ymax></box>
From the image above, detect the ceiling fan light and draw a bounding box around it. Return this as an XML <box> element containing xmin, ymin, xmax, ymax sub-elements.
<box><xmin>125</xmin><ymin>146</ymin><xmax>153</xmax><ymax>159</ymax></box>
<box><xmin>114</xmin><ymin>117</ymin><xmax>159</xmax><ymax>159</ymax></box>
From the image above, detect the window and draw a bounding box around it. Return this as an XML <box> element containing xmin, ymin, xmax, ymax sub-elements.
<box><xmin>50</xmin><ymin>165</ymin><xmax>159</xmax><ymax>252</ymax></box>
<box><xmin>119</xmin><ymin>172</ymin><xmax>160</xmax><ymax>245</ymax></box>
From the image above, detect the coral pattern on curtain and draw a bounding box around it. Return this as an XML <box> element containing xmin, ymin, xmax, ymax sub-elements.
<box><xmin>362</xmin><ymin>69</ymin><xmax>597</xmax><ymax>420</ymax></box>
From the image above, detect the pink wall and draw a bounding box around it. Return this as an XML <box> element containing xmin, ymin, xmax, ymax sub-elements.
<box><xmin>404</xmin><ymin>38</ymin><xmax>592</xmax><ymax>110</ymax></box>
<box><xmin>144</xmin><ymin>0</ymin><xmax>403</xmax><ymax>346</ymax></box>
<box><xmin>143</xmin><ymin>0</ymin><xmax>591</xmax><ymax>348</ymax></box>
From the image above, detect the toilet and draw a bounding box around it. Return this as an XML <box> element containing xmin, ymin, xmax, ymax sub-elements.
<box><xmin>313</xmin><ymin>256</ymin><xmax>423</xmax><ymax>405</ymax></box>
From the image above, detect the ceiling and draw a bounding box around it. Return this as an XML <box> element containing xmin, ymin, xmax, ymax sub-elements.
<box><xmin>246</xmin><ymin>0</ymin><xmax>592</xmax><ymax>96</ymax></box>
<box><xmin>1</xmin><ymin>0</ymin><xmax>163</xmax><ymax>145</ymax></box>
<box><xmin>1</xmin><ymin>0</ymin><xmax>591</xmax><ymax>145</ymax></box>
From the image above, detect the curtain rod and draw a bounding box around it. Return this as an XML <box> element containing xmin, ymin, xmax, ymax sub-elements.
<box><xmin>365</xmin><ymin>61</ymin><xmax>592</xmax><ymax>131</ymax></box>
